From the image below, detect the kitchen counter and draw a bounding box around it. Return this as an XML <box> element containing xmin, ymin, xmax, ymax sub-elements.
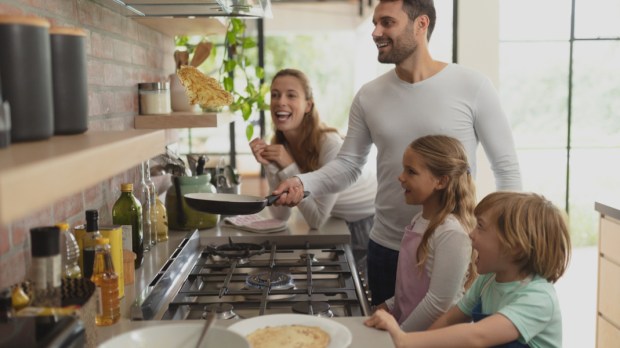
<box><xmin>95</xmin><ymin>210</ymin><xmax>393</xmax><ymax>347</ymax></box>
<box><xmin>595</xmin><ymin>200</ymin><xmax>620</xmax><ymax>220</ymax></box>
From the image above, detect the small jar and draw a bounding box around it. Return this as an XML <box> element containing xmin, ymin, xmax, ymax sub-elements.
<box><xmin>138</xmin><ymin>82</ymin><xmax>171</xmax><ymax>115</ymax></box>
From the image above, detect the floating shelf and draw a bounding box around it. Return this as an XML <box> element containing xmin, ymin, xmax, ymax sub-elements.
<box><xmin>134</xmin><ymin>111</ymin><xmax>238</xmax><ymax>129</ymax></box>
<box><xmin>0</xmin><ymin>130</ymin><xmax>166</xmax><ymax>224</ymax></box>
<box><xmin>132</xmin><ymin>17</ymin><xmax>227</xmax><ymax>37</ymax></box>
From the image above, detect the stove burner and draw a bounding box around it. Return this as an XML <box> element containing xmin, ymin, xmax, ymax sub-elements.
<box><xmin>292</xmin><ymin>301</ymin><xmax>334</xmax><ymax>318</ymax></box>
<box><xmin>299</xmin><ymin>253</ymin><xmax>318</xmax><ymax>263</ymax></box>
<box><xmin>207</xmin><ymin>239</ymin><xmax>267</xmax><ymax>260</ymax></box>
<box><xmin>245</xmin><ymin>272</ymin><xmax>294</xmax><ymax>290</ymax></box>
<box><xmin>202</xmin><ymin>303</ymin><xmax>238</xmax><ymax>320</ymax></box>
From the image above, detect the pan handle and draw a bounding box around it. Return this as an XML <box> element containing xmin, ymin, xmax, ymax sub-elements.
<box><xmin>265</xmin><ymin>191</ymin><xmax>310</xmax><ymax>206</ymax></box>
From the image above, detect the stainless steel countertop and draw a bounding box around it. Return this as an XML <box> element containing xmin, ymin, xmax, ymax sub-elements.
<box><xmin>95</xmin><ymin>211</ymin><xmax>392</xmax><ymax>347</ymax></box>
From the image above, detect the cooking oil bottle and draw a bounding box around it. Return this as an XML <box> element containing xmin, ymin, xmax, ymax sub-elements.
<box><xmin>91</xmin><ymin>237</ymin><xmax>120</xmax><ymax>326</ymax></box>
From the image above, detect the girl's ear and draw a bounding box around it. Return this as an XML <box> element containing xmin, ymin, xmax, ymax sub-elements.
<box><xmin>436</xmin><ymin>175</ymin><xmax>449</xmax><ymax>190</ymax></box>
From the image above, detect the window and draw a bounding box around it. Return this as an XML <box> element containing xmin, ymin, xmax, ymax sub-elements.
<box><xmin>499</xmin><ymin>0</ymin><xmax>620</xmax><ymax>246</ymax></box>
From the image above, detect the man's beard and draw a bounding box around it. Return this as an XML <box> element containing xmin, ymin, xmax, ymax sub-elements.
<box><xmin>377</xmin><ymin>26</ymin><xmax>417</xmax><ymax>64</ymax></box>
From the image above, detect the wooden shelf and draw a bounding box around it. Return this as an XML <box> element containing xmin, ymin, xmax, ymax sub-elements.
<box><xmin>0</xmin><ymin>130</ymin><xmax>166</xmax><ymax>224</ymax></box>
<box><xmin>134</xmin><ymin>111</ymin><xmax>238</xmax><ymax>129</ymax></box>
<box><xmin>132</xmin><ymin>17</ymin><xmax>227</xmax><ymax>37</ymax></box>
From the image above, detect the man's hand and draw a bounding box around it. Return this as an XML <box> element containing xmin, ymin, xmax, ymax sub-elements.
<box><xmin>272</xmin><ymin>177</ymin><xmax>306</xmax><ymax>206</ymax></box>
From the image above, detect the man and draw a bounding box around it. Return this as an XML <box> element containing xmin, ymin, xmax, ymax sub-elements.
<box><xmin>272</xmin><ymin>0</ymin><xmax>522</xmax><ymax>306</ymax></box>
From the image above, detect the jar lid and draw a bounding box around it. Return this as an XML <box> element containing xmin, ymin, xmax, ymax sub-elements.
<box><xmin>138</xmin><ymin>82</ymin><xmax>169</xmax><ymax>91</ymax></box>
<box><xmin>30</xmin><ymin>226</ymin><xmax>60</xmax><ymax>257</ymax></box>
<box><xmin>49</xmin><ymin>26</ymin><xmax>86</xmax><ymax>37</ymax></box>
<box><xmin>0</xmin><ymin>15</ymin><xmax>50</xmax><ymax>28</ymax></box>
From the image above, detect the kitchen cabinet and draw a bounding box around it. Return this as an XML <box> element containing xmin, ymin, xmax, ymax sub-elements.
<box><xmin>0</xmin><ymin>130</ymin><xmax>165</xmax><ymax>224</ymax></box>
<box><xmin>595</xmin><ymin>201</ymin><xmax>620</xmax><ymax>348</ymax></box>
<box><xmin>134</xmin><ymin>111</ymin><xmax>237</xmax><ymax>129</ymax></box>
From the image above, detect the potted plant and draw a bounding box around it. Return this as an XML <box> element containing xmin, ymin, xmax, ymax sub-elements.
<box><xmin>175</xmin><ymin>18</ymin><xmax>269</xmax><ymax>140</ymax></box>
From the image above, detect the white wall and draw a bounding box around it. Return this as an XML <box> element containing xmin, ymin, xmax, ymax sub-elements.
<box><xmin>457</xmin><ymin>0</ymin><xmax>499</xmax><ymax>200</ymax></box>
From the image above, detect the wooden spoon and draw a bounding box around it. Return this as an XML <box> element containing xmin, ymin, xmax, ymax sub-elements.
<box><xmin>190</xmin><ymin>41</ymin><xmax>213</xmax><ymax>68</ymax></box>
<box><xmin>174</xmin><ymin>50</ymin><xmax>189</xmax><ymax>70</ymax></box>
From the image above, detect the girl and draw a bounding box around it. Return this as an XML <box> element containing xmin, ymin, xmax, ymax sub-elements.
<box><xmin>375</xmin><ymin>135</ymin><xmax>477</xmax><ymax>332</ymax></box>
<box><xmin>365</xmin><ymin>191</ymin><xmax>572</xmax><ymax>348</ymax></box>
<box><xmin>249</xmin><ymin>68</ymin><xmax>377</xmax><ymax>275</ymax></box>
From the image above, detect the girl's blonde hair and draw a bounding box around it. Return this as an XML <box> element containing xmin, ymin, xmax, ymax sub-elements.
<box><xmin>270</xmin><ymin>69</ymin><xmax>339</xmax><ymax>172</ymax></box>
<box><xmin>409</xmin><ymin>135</ymin><xmax>478</xmax><ymax>288</ymax></box>
<box><xmin>474</xmin><ymin>192</ymin><xmax>571</xmax><ymax>283</ymax></box>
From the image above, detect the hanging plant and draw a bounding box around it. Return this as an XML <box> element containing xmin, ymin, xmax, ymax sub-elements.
<box><xmin>222</xmin><ymin>18</ymin><xmax>270</xmax><ymax>140</ymax></box>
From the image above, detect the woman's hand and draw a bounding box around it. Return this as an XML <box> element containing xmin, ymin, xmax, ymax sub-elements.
<box><xmin>261</xmin><ymin>144</ymin><xmax>294</xmax><ymax>169</ymax></box>
<box><xmin>249</xmin><ymin>138</ymin><xmax>270</xmax><ymax>165</ymax></box>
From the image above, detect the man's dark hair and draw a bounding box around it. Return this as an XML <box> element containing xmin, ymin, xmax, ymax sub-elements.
<box><xmin>402</xmin><ymin>0</ymin><xmax>436</xmax><ymax>41</ymax></box>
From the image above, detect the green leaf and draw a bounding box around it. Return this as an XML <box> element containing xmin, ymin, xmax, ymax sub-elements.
<box><xmin>245</xmin><ymin>124</ymin><xmax>254</xmax><ymax>141</ymax></box>
<box><xmin>226</xmin><ymin>31</ymin><xmax>237</xmax><ymax>45</ymax></box>
<box><xmin>241</xmin><ymin>37</ymin><xmax>257</xmax><ymax>49</ymax></box>
<box><xmin>256</xmin><ymin>66</ymin><xmax>265</xmax><ymax>79</ymax></box>
<box><xmin>223</xmin><ymin>76</ymin><xmax>234</xmax><ymax>92</ymax></box>
<box><xmin>224</xmin><ymin>59</ymin><xmax>237</xmax><ymax>73</ymax></box>
<box><xmin>241</xmin><ymin>103</ymin><xmax>252</xmax><ymax>120</ymax></box>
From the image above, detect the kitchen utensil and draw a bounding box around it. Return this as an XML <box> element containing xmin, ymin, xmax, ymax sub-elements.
<box><xmin>184</xmin><ymin>191</ymin><xmax>310</xmax><ymax>215</ymax></box>
<box><xmin>194</xmin><ymin>312</ymin><xmax>215</xmax><ymax>348</ymax></box>
<box><xmin>196</xmin><ymin>155</ymin><xmax>206</xmax><ymax>175</ymax></box>
<box><xmin>174</xmin><ymin>50</ymin><xmax>189</xmax><ymax>70</ymax></box>
<box><xmin>190</xmin><ymin>41</ymin><xmax>212</xmax><ymax>67</ymax></box>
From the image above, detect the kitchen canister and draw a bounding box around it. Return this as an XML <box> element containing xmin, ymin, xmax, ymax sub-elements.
<box><xmin>0</xmin><ymin>15</ymin><xmax>54</xmax><ymax>142</ymax></box>
<box><xmin>50</xmin><ymin>26</ymin><xmax>88</xmax><ymax>135</ymax></box>
<box><xmin>138</xmin><ymin>82</ymin><xmax>171</xmax><ymax>115</ymax></box>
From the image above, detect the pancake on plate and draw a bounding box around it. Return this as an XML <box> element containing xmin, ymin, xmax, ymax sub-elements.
<box><xmin>246</xmin><ymin>324</ymin><xmax>330</xmax><ymax>348</ymax></box>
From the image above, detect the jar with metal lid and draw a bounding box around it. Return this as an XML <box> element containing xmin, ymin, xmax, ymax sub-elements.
<box><xmin>138</xmin><ymin>82</ymin><xmax>171</xmax><ymax>115</ymax></box>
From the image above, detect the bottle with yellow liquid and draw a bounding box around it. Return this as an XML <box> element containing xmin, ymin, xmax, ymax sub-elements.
<box><xmin>91</xmin><ymin>237</ymin><xmax>120</xmax><ymax>326</ymax></box>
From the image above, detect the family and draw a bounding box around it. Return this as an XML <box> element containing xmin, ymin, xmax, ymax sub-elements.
<box><xmin>248</xmin><ymin>0</ymin><xmax>571</xmax><ymax>347</ymax></box>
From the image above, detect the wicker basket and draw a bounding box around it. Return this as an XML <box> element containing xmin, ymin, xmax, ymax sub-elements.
<box><xmin>62</xmin><ymin>277</ymin><xmax>97</xmax><ymax>348</ymax></box>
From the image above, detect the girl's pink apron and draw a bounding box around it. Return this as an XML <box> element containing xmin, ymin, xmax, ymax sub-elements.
<box><xmin>391</xmin><ymin>222</ymin><xmax>431</xmax><ymax>324</ymax></box>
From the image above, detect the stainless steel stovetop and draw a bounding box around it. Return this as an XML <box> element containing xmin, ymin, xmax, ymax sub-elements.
<box><xmin>132</xmin><ymin>229</ymin><xmax>371</xmax><ymax>321</ymax></box>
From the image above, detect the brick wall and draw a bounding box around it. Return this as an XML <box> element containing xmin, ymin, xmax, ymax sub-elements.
<box><xmin>0</xmin><ymin>0</ymin><xmax>176</xmax><ymax>288</ymax></box>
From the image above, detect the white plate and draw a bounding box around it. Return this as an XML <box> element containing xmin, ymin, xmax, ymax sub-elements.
<box><xmin>99</xmin><ymin>323</ymin><xmax>250</xmax><ymax>348</ymax></box>
<box><xmin>228</xmin><ymin>314</ymin><xmax>352</xmax><ymax>348</ymax></box>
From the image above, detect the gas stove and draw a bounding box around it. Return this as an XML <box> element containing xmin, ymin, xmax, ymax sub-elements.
<box><xmin>132</xmin><ymin>228</ymin><xmax>371</xmax><ymax>321</ymax></box>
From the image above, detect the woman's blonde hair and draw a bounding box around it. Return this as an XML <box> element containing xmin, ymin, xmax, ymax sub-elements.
<box><xmin>474</xmin><ymin>192</ymin><xmax>571</xmax><ymax>283</ymax></box>
<box><xmin>409</xmin><ymin>135</ymin><xmax>478</xmax><ymax>288</ymax></box>
<box><xmin>270</xmin><ymin>69</ymin><xmax>338</xmax><ymax>172</ymax></box>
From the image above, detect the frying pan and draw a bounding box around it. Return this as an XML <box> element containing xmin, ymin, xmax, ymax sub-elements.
<box><xmin>184</xmin><ymin>191</ymin><xmax>309</xmax><ymax>215</ymax></box>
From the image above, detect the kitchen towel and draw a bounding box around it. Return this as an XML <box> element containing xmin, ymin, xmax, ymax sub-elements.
<box><xmin>223</xmin><ymin>214</ymin><xmax>287</xmax><ymax>233</ymax></box>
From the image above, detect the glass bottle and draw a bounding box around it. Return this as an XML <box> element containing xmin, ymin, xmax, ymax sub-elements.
<box><xmin>57</xmin><ymin>222</ymin><xmax>81</xmax><ymax>279</ymax></box>
<box><xmin>29</xmin><ymin>226</ymin><xmax>61</xmax><ymax>307</ymax></box>
<box><xmin>139</xmin><ymin>162</ymin><xmax>153</xmax><ymax>251</ymax></box>
<box><xmin>82</xmin><ymin>210</ymin><xmax>102</xmax><ymax>280</ymax></box>
<box><xmin>144</xmin><ymin>161</ymin><xmax>157</xmax><ymax>247</ymax></box>
<box><xmin>91</xmin><ymin>237</ymin><xmax>120</xmax><ymax>326</ymax></box>
<box><xmin>112</xmin><ymin>183</ymin><xmax>144</xmax><ymax>269</ymax></box>
<box><xmin>155</xmin><ymin>197</ymin><xmax>169</xmax><ymax>242</ymax></box>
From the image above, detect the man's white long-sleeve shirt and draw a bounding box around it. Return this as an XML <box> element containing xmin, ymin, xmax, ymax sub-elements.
<box><xmin>298</xmin><ymin>64</ymin><xmax>522</xmax><ymax>250</ymax></box>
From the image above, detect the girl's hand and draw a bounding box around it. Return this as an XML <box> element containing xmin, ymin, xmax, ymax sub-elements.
<box><xmin>261</xmin><ymin>144</ymin><xmax>294</xmax><ymax>169</ymax></box>
<box><xmin>249</xmin><ymin>138</ymin><xmax>270</xmax><ymax>165</ymax></box>
<box><xmin>365</xmin><ymin>309</ymin><xmax>399</xmax><ymax>332</ymax></box>
<box><xmin>365</xmin><ymin>310</ymin><xmax>408</xmax><ymax>347</ymax></box>
<box><xmin>373</xmin><ymin>303</ymin><xmax>389</xmax><ymax>313</ymax></box>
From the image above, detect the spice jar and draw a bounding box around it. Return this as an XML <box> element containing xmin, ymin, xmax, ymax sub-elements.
<box><xmin>138</xmin><ymin>82</ymin><xmax>171</xmax><ymax>115</ymax></box>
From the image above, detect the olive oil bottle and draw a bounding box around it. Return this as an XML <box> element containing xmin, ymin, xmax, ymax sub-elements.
<box><xmin>112</xmin><ymin>183</ymin><xmax>143</xmax><ymax>269</ymax></box>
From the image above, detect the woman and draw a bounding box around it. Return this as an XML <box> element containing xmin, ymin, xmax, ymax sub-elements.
<box><xmin>250</xmin><ymin>68</ymin><xmax>377</xmax><ymax>276</ymax></box>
